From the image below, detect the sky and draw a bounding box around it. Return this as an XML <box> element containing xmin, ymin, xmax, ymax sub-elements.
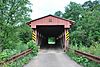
<box><xmin>29</xmin><ymin>0</ymin><xmax>94</xmax><ymax>19</ymax></box>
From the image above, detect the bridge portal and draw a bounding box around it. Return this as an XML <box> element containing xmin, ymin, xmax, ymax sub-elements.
<box><xmin>27</xmin><ymin>15</ymin><xmax>74</xmax><ymax>51</ymax></box>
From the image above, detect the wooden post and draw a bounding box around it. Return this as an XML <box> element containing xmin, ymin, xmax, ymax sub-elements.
<box><xmin>35</xmin><ymin>29</ymin><xmax>38</xmax><ymax>45</ymax></box>
<box><xmin>61</xmin><ymin>35</ymin><xmax>63</xmax><ymax>49</ymax></box>
<box><xmin>39</xmin><ymin>34</ymin><xmax>42</xmax><ymax>46</ymax></box>
<box><xmin>62</xmin><ymin>33</ymin><xmax>64</xmax><ymax>49</ymax></box>
<box><xmin>64</xmin><ymin>29</ymin><xmax>67</xmax><ymax>51</ymax></box>
<box><xmin>32</xmin><ymin>29</ymin><xmax>38</xmax><ymax>45</ymax></box>
<box><xmin>66</xmin><ymin>29</ymin><xmax>69</xmax><ymax>50</ymax></box>
<box><xmin>38</xmin><ymin>32</ymin><xmax>40</xmax><ymax>46</ymax></box>
<box><xmin>64</xmin><ymin>29</ymin><xmax>69</xmax><ymax>51</ymax></box>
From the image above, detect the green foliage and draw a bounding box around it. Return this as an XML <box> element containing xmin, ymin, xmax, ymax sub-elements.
<box><xmin>0</xmin><ymin>41</ymin><xmax>29</xmax><ymax>62</ymax></box>
<box><xmin>0</xmin><ymin>24</ymin><xmax>20</xmax><ymax>49</ymax></box>
<box><xmin>15</xmin><ymin>41</ymin><xmax>28</xmax><ymax>52</ymax></box>
<box><xmin>0</xmin><ymin>0</ymin><xmax>32</xmax><ymax>50</ymax></box>
<box><xmin>0</xmin><ymin>41</ymin><xmax>39</xmax><ymax>67</ymax></box>
<box><xmin>48</xmin><ymin>37</ymin><xmax>56</xmax><ymax>44</ymax></box>
<box><xmin>17</xmin><ymin>24</ymin><xmax>32</xmax><ymax>43</ymax></box>
<box><xmin>70</xmin><ymin>43</ymin><xmax>100</xmax><ymax>56</ymax></box>
<box><xmin>63</xmin><ymin>2</ymin><xmax>84</xmax><ymax>22</ymax></box>
<box><xmin>67</xmin><ymin>51</ymin><xmax>100</xmax><ymax>67</ymax></box>
<box><xmin>54</xmin><ymin>0</ymin><xmax>100</xmax><ymax>47</ymax></box>
<box><xmin>0</xmin><ymin>23</ymin><xmax>32</xmax><ymax>50</ymax></box>
<box><xmin>0</xmin><ymin>49</ymin><xmax>19</xmax><ymax>61</ymax></box>
<box><xmin>67</xmin><ymin>48</ymin><xmax>89</xmax><ymax>66</ymax></box>
<box><xmin>82</xmin><ymin>0</ymin><xmax>99</xmax><ymax>10</ymax></box>
<box><xmin>27</xmin><ymin>40</ymin><xmax>39</xmax><ymax>55</ymax></box>
<box><xmin>54</xmin><ymin>11</ymin><xmax>62</xmax><ymax>17</ymax></box>
<box><xmin>0</xmin><ymin>0</ymin><xmax>38</xmax><ymax>67</ymax></box>
<box><xmin>73</xmin><ymin>56</ymin><xmax>90</xmax><ymax>66</ymax></box>
<box><xmin>87</xmin><ymin>44</ymin><xmax>100</xmax><ymax>56</ymax></box>
<box><xmin>67</xmin><ymin>44</ymin><xmax>100</xmax><ymax>67</ymax></box>
<box><xmin>0</xmin><ymin>0</ymin><xmax>32</xmax><ymax>25</ymax></box>
<box><xmin>3</xmin><ymin>54</ymin><xmax>34</xmax><ymax>67</ymax></box>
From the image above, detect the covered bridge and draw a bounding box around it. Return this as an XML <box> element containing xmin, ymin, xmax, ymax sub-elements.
<box><xmin>27</xmin><ymin>15</ymin><xmax>74</xmax><ymax>51</ymax></box>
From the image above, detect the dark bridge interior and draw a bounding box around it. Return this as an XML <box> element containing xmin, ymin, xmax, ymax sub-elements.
<box><xmin>37</xmin><ymin>25</ymin><xmax>65</xmax><ymax>49</ymax></box>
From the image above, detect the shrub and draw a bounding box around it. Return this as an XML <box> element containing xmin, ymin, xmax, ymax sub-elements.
<box><xmin>0</xmin><ymin>49</ymin><xmax>18</xmax><ymax>61</ymax></box>
<box><xmin>66</xmin><ymin>44</ymin><xmax>100</xmax><ymax>67</ymax></box>
<box><xmin>27</xmin><ymin>40</ymin><xmax>39</xmax><ymax>56</ymax></box>
<box><xmin>3</xmin><ymin>54</ymin><xmax>34</xmax><ymax>67</ymax></box>
<box><xmin>15</xmin><ymin>41</ymin><xmax>28</xmax><ymax>52</ymax></box>
<box><xmin>0</xmin><ymin>40</ymin><xmax>39</xmax><ymax>67</ymax></box>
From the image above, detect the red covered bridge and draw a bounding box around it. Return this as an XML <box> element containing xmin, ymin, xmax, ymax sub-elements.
<box><xmin>27</xmin><ymin>15</ymin><xmax>74</xmax><ymax>51</ymax></box>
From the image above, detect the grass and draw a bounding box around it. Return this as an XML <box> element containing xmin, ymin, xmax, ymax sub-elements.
<box><xmin>66</xmin><ymin>44</ymin><xmax>100</xmax><ymax>67</ymax></box>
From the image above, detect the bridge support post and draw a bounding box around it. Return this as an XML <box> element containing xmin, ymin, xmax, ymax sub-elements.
<box><xmin>39</xmin><ymin>33</ymin><xmax>42</xmax><ymax>46</ymax></box>
<box><xmin>64</xmin><ymin>29</ymin><xmax>69</xmax><ymax>51</ymax></box>
<box><xmin>38</xmin><ymin>32</ymin><xmax>40</xmax><ymax>46</ymax></box>
<box><xmin>32</xmin><ymin>29</ymin><xmax>38</xmax><ymax>45</ymax></box>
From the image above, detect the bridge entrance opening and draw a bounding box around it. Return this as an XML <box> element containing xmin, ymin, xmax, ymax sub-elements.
<box><xmin>37</xmin><ymin>25</ymin><xmax>64</xmax><ymax>49</ymax></box>
<box><xmin>27</xmin><ymin>15</ymin><xmax>73</xmax><ymax>51</ymax></box>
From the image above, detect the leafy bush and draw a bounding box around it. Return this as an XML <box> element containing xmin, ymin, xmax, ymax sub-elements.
<box><xmin>3</xmin><ymin>54</ymin><xmax>34</xmax><ymax>67</ymax></box>
<box><xmin>88</xmin><ymin>44</ymin><xmax>100</xmax><ymax>56</ymax></box>
<box><xmin>0</xmin><ymin>40</ymin><xmax>39</xmax><ymax>67</ymax></box>
<box><xmin>0</xmin><ymin>24</ymin><xmax>20</xmax><ymax>50</ymax></box>
<box><xmin>18</xmin><ymin>25</ymin><xmax>32</xmax><ymax>44</ymax></box>
<box><xmin>0</xmin><ymin>41</ymin><xmax>29</xmax><ymax>62</ymax></box>
<box><xmin>15</xmin><ymin>41</ymin><xmax>29</xmax><ymax>52</ymax></box>
<box><xmin>27</xmin><ymin>40</ymin><xmax>39</xmax><ymax>55</ymax></box>
<box><xmin>0</xmin><ymin>49</ymin><xmax>19</xmax><ymax>61</ymax></box>
<box><xmin>66</xmin><ymin>44</ymin><xmax>100</xmax><ymax>67</ymax></box>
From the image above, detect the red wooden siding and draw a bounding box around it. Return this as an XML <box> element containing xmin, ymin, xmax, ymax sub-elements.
<box><xmin>27</xmin><ymin>15</ymin><xmax>74</xmax><ymax>28</ymax></box>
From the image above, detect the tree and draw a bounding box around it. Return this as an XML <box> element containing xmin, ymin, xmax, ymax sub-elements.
<box><xmin>82</xmin><ymin>0</ymin><xmax>99</xmax><ymax>11</ymax></box>
<box><xmin>54</xmin><ymin>11</ymin><xmax>62</xmax><ymax>17</ymax></box>
<box><xmin>54</xmin><ymin>1</ymin><xmax>100</xmax><ymax>47</ymax></box>
<box><xmin>71</xmin><ymin>1</ymin><xmax>100</xmax><ymax>46</ymax></box>
<box><xmin>0</xmin><ymin>0</ymin><xmax>32</xmax><ymax>50</ymax></box>
<box><xmin>0</xmin><ymin>0</ymin><xmax>32</xmax><ymax>25</ymax></box>
<box><xmin>62</xmin><ymin>2</ymin><xmax>84</xmax><ymax>22</ymax></box>
<box><xmin>82</xmin><ymin>1</ymin><xmax>93</xmax><ymax>8</ymax></box>
<box><xmin>17</xmin><ymin>24</ymin><xmax>32</xmax><ymax>43</ymax></box>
